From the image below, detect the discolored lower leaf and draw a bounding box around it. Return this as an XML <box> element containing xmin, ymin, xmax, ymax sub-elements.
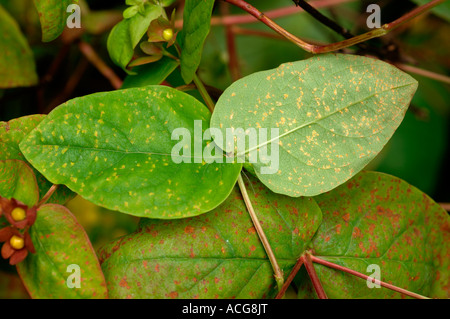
<box><xmin>296</xmin><ymin>171</ymin><xmax>450</xmax><ymax>299</ymax></box>
<box><xmin>99</xmin><ymin>174</ymin><xmax>322</xmax><ymax>298</ymax></box>
<box><xmin>0</xmin><ymin>115</ymin><xmax>75</xmax><ymax>205</ymax></box>
<box><xmin>16</xmin><ymin>204</ymin><xmax>108</xmax><ymax>299</ymax></box>
<box><xmin>0</xmin><ymin>160</ymin><xmax>39</xmax><ymax>207</ymax></box>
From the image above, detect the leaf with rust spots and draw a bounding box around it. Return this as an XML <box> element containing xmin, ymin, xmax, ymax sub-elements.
<box><xmin>295</xmin><ymin>171</ymin><xmax>449</xmax><ymax>299</ymax></box>
<box><xmin>33</xmin><ymin>0</ymin><xmax>75</xmax><ymax>42</ymax></box>
<box><xmin>210</xmin><ymin>54</ymin><xmax>418</xmax><ymax>197</ymax></box>
<box><xmin>20</xmin><ymin>86</ymin><xmax>242</xmax><ymax>219</ymax></box>
<box><xmin>0</xmin><ymin>115</ymin><xmax>75</xmax><ymax>205</ymax></box>
<box><xmin>99</xmin><ymin>174</ymin><xmax>322</xmax><ymax>298</ymax></box>
<box><xmin>0</xmin><ymin>160</ymin><xmax>39</xmax><ymax>207</ymax></box>
<box><xmin>16</xmin><ymin>204</ymin><xmax>108</xmax><ymax>299</ymax></box>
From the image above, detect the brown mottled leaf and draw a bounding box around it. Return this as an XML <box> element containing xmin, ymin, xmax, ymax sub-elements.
<box><xmin>0</xmin><ymin>160</ymin><xmax>39</xmax><ymax>207</ymax></box>
<box><xmin>99</xmin><ymin>174</ymin><xmax>322</xmax><ymax>298</ymax></box>
<box><xmin>295</xmin><ymin>171</ymin><xmax>450</xmax><ymax>299</ymax></box>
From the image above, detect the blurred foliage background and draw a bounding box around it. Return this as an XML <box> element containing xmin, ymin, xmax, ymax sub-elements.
<box><xmin>0</xmin><ymin>0</ymin><xmax>449</xmax><ymax>298</ymax></box>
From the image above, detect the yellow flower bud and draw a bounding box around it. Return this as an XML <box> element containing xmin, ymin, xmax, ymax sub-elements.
<box><xmin>11</xmin><ymin>207</ymin><xmax>26</xmax><ymax>221</ymax></box>
<box><xmin>10</xmin><ymin>235</ymin><xmax>25</xmax><ymax>250</ymax></box>
<box><xmin>162</xmin><ymin>28</ymin><xmax>174</xmax><ymax>41</ymax></box>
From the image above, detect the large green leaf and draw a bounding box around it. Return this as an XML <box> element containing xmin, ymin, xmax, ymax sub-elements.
<box><xmin>0</xmin><ymin>4</ymin><xmax>38</xmax><ymax>88</ymax></box>
<box><xmin>0</xmin><ymin>160</ymin><xmax>39</xmax><ymax>207</ymax></box>
<box><xmin>179</xmin><ymin>0</ymin><xmax>215</xmax><ymax>83</ymax></box>
<box><xmin>121</xmin><ymin>57</ymin><xmax>179</xmax><ymax>89</ymax></box>
<box><xmin>210</xmin><ymin>54</ymin><xmax>418</xmax><ymax>197</ymax></box>
<box><xmin>295</xmin><ymin>171</ymin><xmax>449</xmax><ymax>299</ymax></box>
<box><xmin>32</xmin><ymin>0</ymin><xmax>73</xmax><ymax>42</ymax></box>
<box><xmin>20</xmin><ymin>85</ymin><xmax>242</xmax><ymax>219</ymax></box>
<box><xmin>0</xmin><ymin>115</ymin><xmax>75</xmax><ymax>205</ymax></box>
<box><xmin>107</xmin><ymin>4</ymin><xmax>163</xmax><ymax>73</ymax></box>
<box><xmin>16</xmin><ymin>204</ymin><xmax>108</xmax><ymax>298</ymax></box>
<box><xmin>99</xmin><ymin>174</ymin><xmax>322</xmax><ymax>298</ymax></box>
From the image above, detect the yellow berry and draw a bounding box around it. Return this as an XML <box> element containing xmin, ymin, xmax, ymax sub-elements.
<box><xmin>10</xmin><ymin>235</ymin><xmax>25</xmax><ymax>250</ymax></box>
<box><xmin>11</xmin><ymin>207</ymin><xmax>26</xmax><ymax>221</ymax></box>
<box><xmin>162</xmin><ymin>28</ymin><xmax>173</xmax><ymax>41</ymax></box>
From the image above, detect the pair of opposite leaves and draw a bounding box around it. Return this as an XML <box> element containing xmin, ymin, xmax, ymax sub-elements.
<box><xmin>19</xmin><ymin>53</ymin><xmax>419</xmax><ymax>220</ymax></box>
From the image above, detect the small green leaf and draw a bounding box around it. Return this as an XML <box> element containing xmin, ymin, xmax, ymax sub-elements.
<box><xmin>0</xmin><ymin>160</ymin><xmax>39</xmax><ymax>207</ymax></box>
<box><xmin>0</xmin><ymin>115</ymin><xmax>75</xmax><ymax>205</ymax></box>
<box><xmin>121</xmin><ymin>57</ymin><xmax>179</xmax><ymax>88</ymax></box>
<box><xmin>0</xmin><ymin>4</ymin><xmax>38</xmax><ymax>88</ymax></box>
<box><xmin>210</xmin><ymin>54</ymin><xmax>418</xmax><ymax>197</ymax></box>
<box><xmin>99</xmin><ymin>174</ymin><xmax>322</xmax><ymax>298</ymax></box>
<box><xmin>20</xmin><ymin>85</ymin><xmax>242</xmax><ymax>219</ymax></box>
<box><xmin>179</xmin><ymin>0</ymin><xmax>215</xmax><ymax>83</ymax></box>
<box><xmin>123</xmin><ymin>5</ymin><xmax>139</xmax><ymax>19</ymax></box>
<box><xmin>296</xmin><ymin>171</ymin><xmax>450</xmax><ymax>299</ymax></box>
<box><xmin>32</xmin><ymin>0</ymin><xmax>73</xmax><ymax>42</ymax></box>
<box><xmin>107</xmin><ymin>4</ymin><xmax>163</xmax><ymax>72</ymax></box>
<box><xmin>16</xmin><ymin>204</ymin><xmax>108</xmax><ymax>299</ymax></box>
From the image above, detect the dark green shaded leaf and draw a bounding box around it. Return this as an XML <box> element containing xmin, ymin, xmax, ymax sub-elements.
<box><xmin>0</xmin><ymin>160</ymin><xmax>39</xmax><ymax>207</ymax></box>
<box><xmin>99</xmin><ymin>174</ymin><xmax>322</xmax><ymax>298</ymax></box>
<box><xmin>296</xmin><ymin>171</ymin><xmax>449</xmax><ymax>298</ymax></box>
<box><xmin>121</xmin><ymin>57</ymin><xmax>179</xmax><ymax>89</ymax></box>
<box><xmin>179</xmin><ymin>0</ymin><xmax>215</xmax><ymax>83</ymax></box>
<box><xmin>20</xmin><ymin>86</ymin><xmax>242</xmax><ymax>219</ymax></box>
<box><xmin>211</xmin><ymin>54</ymin><xmax>418</xmax><ymax>197</ymax></box>
<box><xmin>0</xmin><ymin>115</ymin><xmax>75</xmax><ymax>205</ymax></box>
<box><xmin>16</xmin><ymin>204</ymin><xmax>108</xmax><ymax>298</ymax></box>
<box><xmin>0</xmin><ymin>4</ymin><xmax>38</xmax><ymax>88</ymax></box>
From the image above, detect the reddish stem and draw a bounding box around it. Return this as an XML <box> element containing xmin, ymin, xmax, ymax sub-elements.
<box><xmin>221</xmin><ymin>2</ymin><xmax>241</xmax><ymax>81</ymax></box>
<box><xmin>275</xmin><ymin>256</ymin><xmax>304</xmax><ymax>299</ymax></box>
<box><xmin>38</xmin><ymin>185</ymin><xmax>59</xmax><ymax>207</ymax></box>
<box><xmin>310</xmin><ymin>255</ymin><xmax>430</xmax><ymax>299</ymax></box>
<box><xmin>303</xmin><ymin>254</ymin><xmax>328</xmax><ymax>299</ymax></box>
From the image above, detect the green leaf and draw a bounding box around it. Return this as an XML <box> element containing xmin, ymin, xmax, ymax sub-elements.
<box><xmin>210</xmin><ymin>53</ymin><xmax>418</xmax><ymax>197</ymax></box>
<box><xmin>179</xmin><ymin>0</ymin><xmax>215</xmax><ymax>83</ymax></box>
<box><xmin>32</xmin><ymin>0</ymin><xmax>73</xmax><ymax>42</ymax></box>
<box><xmin>107</xmin><ymin>4</ymin><xmax>163</xmax><ymax>72</ymax></box>
<box><xmin>411</xmin><ymin>0</ymin><xmax>450</xmax><ymax>23</ymax></box>
<box><xmin>296</xmin><ymin>171</ymin><xmax>449</xmax><ymax>299</ymax></box>
<box><xmin>16</xmin><ymin>204</ymin><xmax>108</xmax><ymax>299</ymax></box>
<box><xmin>0</xmin><ymin>4</ymin><xmax>38</xmax><ymax>88</ymax></box>
<box><xmin>121</xmin><ymin>57</ymin><xmax>179</xmax><ymax>89</ymax></box>
<box><xmin>99</xmin><ymin>174</ymin><xmax>322</xmax><ymax>298</ymax></box>
<box><xmin>20</xmin><ymin>85</ymin><xmax>242</xmax><ymax>219</ymax></box>
<box><xmin>0</xmin><ymin>115</ymin><xmax>75</xmax><ymax>205</ymax></box>
<box><xmin>0</xmin><ymin>160</ymin><xmax>39</xmax><ymax>207</ymax></box>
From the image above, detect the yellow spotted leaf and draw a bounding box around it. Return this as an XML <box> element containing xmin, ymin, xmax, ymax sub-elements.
<box><xmin>210</xmin><ymin>54</ymin><xmax>418</xmax><ymax>197</ymax></box>
<box><xmin>19</xmin><ymin>86</ymin><xmax>242</xmax><ymax>219</ymax></box>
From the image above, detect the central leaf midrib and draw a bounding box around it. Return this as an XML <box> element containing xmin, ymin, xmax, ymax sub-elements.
<box><xmin>238</xmin><ymin>82</ymin><xmax>414</xmax><ymax>156</ymax></box>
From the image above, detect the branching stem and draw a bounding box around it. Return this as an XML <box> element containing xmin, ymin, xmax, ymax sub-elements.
<box><xmin>224</xmin><ymin>0</ymin><xmax>445</xmax><ymax>53</ymax></box>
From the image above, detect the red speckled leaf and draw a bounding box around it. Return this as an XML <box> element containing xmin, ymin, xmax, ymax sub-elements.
<box><xmin>0</xmin><ymin>159</ymin><xmax>39</xmax><ymax>207</ymax></box>
<box><xmin>16</xmin><ymin>204</ymin><xmax>108</xmax><ymax>299</ymax></box>
<box><xmin>99</xmin><ymin>174</ymin><xmax>322</xmax><ymax>298</ymax></box>
<box><xmin>0</xmin><ymin>115</ymin><xmax>75</xmax><ymax>205</ymax></box>
<box><xmin>33</xmin><ymin>0</ymin><xmax>75</xmax><ymax>42</ymax></box>
<box><xmin>295</xmin><ymin>171</ymin><xmax>449</xmax><ymax>298</ymax></box>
